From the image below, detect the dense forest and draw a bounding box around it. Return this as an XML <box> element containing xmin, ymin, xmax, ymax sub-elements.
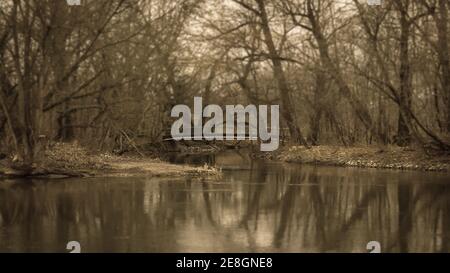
<box><xmin>0</xmin><ymin>0</ymin><xmax>449</xmax><ymax>170</ymax></box>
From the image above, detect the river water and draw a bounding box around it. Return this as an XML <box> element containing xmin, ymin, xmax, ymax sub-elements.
<box><xmin>0</xmin><ymin>150</ymin><xmax>449</xmax><ymax>253</ymax></box>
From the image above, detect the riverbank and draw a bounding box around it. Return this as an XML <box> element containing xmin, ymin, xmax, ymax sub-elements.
<box><xmin>257</xmin><ymin>145</ymin><xmax>450</xmax><ymax>172</ymax></box>
<box><xmin>0</xmin><ymin>143</ymin><xmax>220</xmax><ymax>179</ymax></box>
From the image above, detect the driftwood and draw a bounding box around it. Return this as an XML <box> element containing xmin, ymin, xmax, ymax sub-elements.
<box><xmin>31</xmin><ymin>168</ymin><xmax>92</xmax><ymax>178</ymax></box>
<box><xmin>0</xmin><ymin>165</ymin><xmax>92</xmax><ymax>179</ymax></box>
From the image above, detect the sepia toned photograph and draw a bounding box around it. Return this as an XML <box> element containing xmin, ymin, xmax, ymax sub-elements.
<box><xmin>0</xmin><ymin>0</ymin><xmax>449</xmax><ymax>258</ymax></box>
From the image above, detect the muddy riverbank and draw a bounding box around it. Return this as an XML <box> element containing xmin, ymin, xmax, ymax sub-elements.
<box><xmin>0</xmin><ymin>143</ymin><xmax>220</xmax><ymax>179</ymax></box>
<box><xmin>2</xmin><ymin>142</ymin><xmax>449</xmax><ymax>179</ymax></box>
<box><xmin>256</xmin><ymin>145</ymin><xmax>450</xmax><ymax>172</ymax></box>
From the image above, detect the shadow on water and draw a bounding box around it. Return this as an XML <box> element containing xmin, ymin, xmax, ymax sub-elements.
<box><xmin>0</xmin><ymin>150</ymin><xmax>449</xmax><ymax>252</ymax></box>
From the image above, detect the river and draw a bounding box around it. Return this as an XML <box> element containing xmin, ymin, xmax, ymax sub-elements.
<box><xmin>0</xmin><ymin>150</ymin><xmax>449</xmax><ymax>253</ymax></box>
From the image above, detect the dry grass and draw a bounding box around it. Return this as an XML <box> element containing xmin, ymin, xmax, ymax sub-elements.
<box><xmin>41</xmin><ymin>142</ymin><xmax>220</xmax><ymax>178</ymax></box>
<box><xmin>278</xmin><ymin>145</ymin><xmax>450</xmax><ymax>172</ymax></box>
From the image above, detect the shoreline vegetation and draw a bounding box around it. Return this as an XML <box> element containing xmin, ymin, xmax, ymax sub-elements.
<box><xmin>0</xmin><ymin>143</ymin><xmax>220</xmax><ymax>179</ymax></box>
<box><xmin>261</xmin><ymin>145</ymin><xmax>450</xmax><ymax>173</ymax></box>
<box><xmin>1</xmin><ymin>142</ymin><xmax>449</xmax><ymax>180</ymax></box>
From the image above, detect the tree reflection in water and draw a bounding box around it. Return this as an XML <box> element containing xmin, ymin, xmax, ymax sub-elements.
<box><xmin>0</xmin><ymin>156</ymin><xmax>449</xmax><ymax>253</ymax></box>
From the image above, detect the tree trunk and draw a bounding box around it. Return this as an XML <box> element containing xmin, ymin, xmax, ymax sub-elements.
<box><xmin>435</xmin><ymin>0</ymin><xmax>450</xmax><ymax>132</ymax></box>
<box><xmin>255</xmin><ymin>0</ymin><xmax>307</xmax><ymax>145</ymax></box>
<box><xmin>397</xmin><ymin>4</ymin><xmax>413</xmax><ymax>146</ymax></box>
<box><xmin>309</xmin><ymin>68</ymin><xmax>326</xmax><ymax>145</ymax></box>
<box><xmin>51</xmin><ymin>1</ymin><xmax>74</xmax><ymax>141</ymax></box>
<box><xmin>12</xmin><ymin>0</ymin><xmax>34</xmax><ymax>166</ymax></box>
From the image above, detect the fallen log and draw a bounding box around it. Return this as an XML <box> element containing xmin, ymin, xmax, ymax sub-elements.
<box><xmin>0</xmin><ymin>165</ymin><xmax>92</xmax><ymax>179</ymax></box>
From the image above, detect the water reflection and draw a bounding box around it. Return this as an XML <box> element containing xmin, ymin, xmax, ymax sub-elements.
<box><xmin>0</xmin><ymin>154</ymin><xmax>449</xmax><ymax>253</ymax></box>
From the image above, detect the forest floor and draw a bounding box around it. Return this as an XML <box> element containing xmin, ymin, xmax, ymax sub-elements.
<box><xmin>256</xmin><ymin>145</ymin><xmax>450</xmax><ymax>172</ymax></box>
<box><xmin>0</xmin><ymin>142</ymin><xmax>220</xmax><ymax>179</ymax></box>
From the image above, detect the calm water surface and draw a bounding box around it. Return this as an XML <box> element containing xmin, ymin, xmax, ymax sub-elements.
<box><xmin>0</xmin><ymin>150</ymin><xmax>449</xmax><ymax>253</ymax></box>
